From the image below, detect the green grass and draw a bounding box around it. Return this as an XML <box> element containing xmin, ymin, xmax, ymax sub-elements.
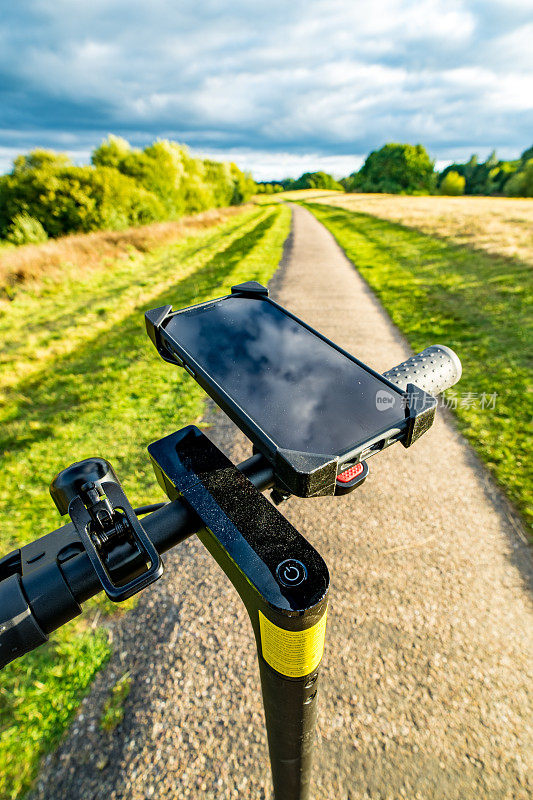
<box><xmin>0</xmin><ymin>201</ymin><xmax>291</xmax><ymax>799</ymax></box>
<box><xmin>0</xmin><ymin>628</ymin><xmax>110</xmax><ymax>798</ymax></box>
<box><xmin>99</xmin><ymin>672</ymin><xmax>132</xmax><ymax>733</ymax></box>
<box><xmin>305</xmin><ymin>202</ymin><xmax>532</xmax><ymax>532</ymax></box>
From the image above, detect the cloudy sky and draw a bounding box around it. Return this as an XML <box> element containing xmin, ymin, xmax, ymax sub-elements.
<box><xmin>1</xmin><ymin>0</ymin><xmax>532</xmax><ymax>179</ymax></box>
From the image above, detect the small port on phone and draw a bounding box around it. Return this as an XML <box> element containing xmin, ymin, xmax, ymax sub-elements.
<box><xmin>360</xmin><ymin>440</ymin><xmax>385</xmax><ymax>460</ymax></box>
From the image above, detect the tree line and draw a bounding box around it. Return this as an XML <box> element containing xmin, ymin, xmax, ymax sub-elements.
<box><xmin>0</xmin><ymin>136</ymin><xmax>256</xmax><ymax>245</ymax></box>
<box><xmin>3</xmin><ymin>137</ymin><xmax>532</xmax><ymax>245</ymax></box>
<box><xmin>256</xmin><ymin>142</ymin><xmax>533</xmax><ymax>198</ymax></box>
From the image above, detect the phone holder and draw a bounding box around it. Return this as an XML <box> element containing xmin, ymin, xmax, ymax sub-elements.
<box><xmin>146</xmin><ymin>283</ymin><xmax>440</xmax><ymax>501</ymax></box>
<box><xmin>148</xmin><ymin>426</ymin><xmax>330</xmax><ymax>800</ymax></box>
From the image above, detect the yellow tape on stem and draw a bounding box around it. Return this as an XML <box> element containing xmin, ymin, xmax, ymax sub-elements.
<box><xmin>258</xmin><ymin>608</ymin><xmax>327</xmax><ymax>678</ymax></box>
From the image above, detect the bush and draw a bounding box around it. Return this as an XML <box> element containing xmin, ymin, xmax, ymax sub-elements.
<box><xmin>0</xmin><ymin>139</ymin><xmax>255</xmax><ymax>242</ymax></box>
<box><xmin>255</xmin><ymin>182</ymin><xmax>284</xmax><ymax>194</ymax></box>
<box><xmin>6</xmin><ymin>213</ymin><xmax>48</xmax><ymax>245</ymax></box>
<box><xmin>93</xmin><ymin>137</ymin><xmax>256</xmax><ymax>215</ymax></box>
<box><xmin>0</xmin><ymin>163</ymin><xmax>165</xmax><ymax>239</ymax></box>
<box><xmin>85</xmin><ymin>167</ymin><xmax>166</xmax><ymax>230</ymax></box>
<box><xmin>229</xmin><ymin>162</ymin><xmax>256</xmax><ymax>204</ymax></box>
<box><xmin>440</xmin><ymin>171</ymin><xmax>465</xmax><ymax>196</ymax></box>
<box><xmin>340</xmin><ymin>173</ymin><xmax>361</xmax><ymax>192</ymax></box>
<box><xmin>204</xmin><ymin>159</ymin><xmax>235</xmax><ymax>206</ymax></box>
<box><xmin>103</xmin><ymin>140</ymin><xmax>191</xmax><ymax>216</ymax></box>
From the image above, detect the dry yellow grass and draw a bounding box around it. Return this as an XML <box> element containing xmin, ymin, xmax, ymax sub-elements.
<box><xmin>317</xmin><ymin>193</ymin><xmax>533</xmax><ymax>265</ymax></box>
<box><xmin>254</xmin><ymin>189</ymin><xmax>342</xmax><ymax>204</ymax></box>
<box><xmin>0</xmin><ymin>205</ymin><xmax>247</xmax><ymax>291</ymax></box>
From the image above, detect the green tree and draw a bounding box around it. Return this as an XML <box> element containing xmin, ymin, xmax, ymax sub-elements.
<box><xmin>503</xmin><ymin>146</ymin><xmax>533</xmax><ymax>197</ymax></box>
<box><xmin>463</xmin><ymin>154</ymin><xmax>479</xmax><ymax>190</ymax></box>
<box><xmin>519</xmin><ymin>145</ymin><xmax>533</xmax><ymax>164</ymax></box>
<box><xmin>229</xmin><ymin>163</ymin><xmax>256</xmax><ymax>204</ymax></box>
<box><xmin>256</xmin><ymin>182</ymin><xmax>284</xmax><ymax>194</ymax></box>
<box><xmin>504</xmin><ymin>159</ymin><xmax>533</xmax><ymax>197</ymax></box>
<box><xmin>92</xmin><ymin>137</ymin><xmax>255</xmax><ymax>214</ymax></box>
<box><xmin>12</xmin><ymin>149</ymin><xmax>72</xmax><ymax>174</ymax></box>
<box><xmin>440</xmin><ymin>171</ymin><xmax>465</xmax><ymax>196</ymax></box>
<box><xmin>439</xmin><ymin>149</ymin><xmax>530</xmax><ymax>196</ymax></box>
<box><xmin>340</xmin><ymin>172</ymin><xmax>362</xmax><ymax>193</ymax></box>
<box><xmin>290</xmin><ymin>171</ymin><xmax>343</xmax><ymax>191</ymax></box>
<box><xmin>280</xmin><ymin>177</ymin><xmax>297</xmax><ymax>191</ymax></box>
<box><xmin>485</xmin><ymin>150</ymin><xmax>498</xmax><ymax>169</ymax></box>
<box><xmin>91</xmin><ymin>135</ymin><xmax>131</xmax><ymax>169</ymax></box>
<box><xmin>356</xmin><ymin>143</ymin><xmax>435</xmax><ymax>194</ymax></box>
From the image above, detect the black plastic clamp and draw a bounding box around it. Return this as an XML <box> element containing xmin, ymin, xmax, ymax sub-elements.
<box><xmin>402</xmin><ymin>383</ymin><xmax>438</xmax><ymax>447</ymax></box>
<box><xmin>68</xmin><ymin>480</ymin><xmax>163</xmax><ymax>602</ymax></box>
<box><xmin>50</xmin><ymin>458</ymin><xmax>163</xmax><ymax>602</ymax></box>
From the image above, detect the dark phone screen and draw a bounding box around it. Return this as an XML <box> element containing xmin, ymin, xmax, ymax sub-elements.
<box><xmin>164</xmin><ymin>296</ymin><xmax>405</xmax><ymax>455</ymax></box>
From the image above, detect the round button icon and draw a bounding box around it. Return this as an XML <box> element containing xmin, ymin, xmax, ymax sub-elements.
<box><xmin>276</xmin><ymin>559</ymin><xmax>307</xmax><ymax>587</ymax></box>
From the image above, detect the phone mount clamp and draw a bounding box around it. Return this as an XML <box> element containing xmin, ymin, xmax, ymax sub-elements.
<box><xmin>50</xmin><ymin>458</ymin><xmax>163</xmax><ymax>601</ymax></box>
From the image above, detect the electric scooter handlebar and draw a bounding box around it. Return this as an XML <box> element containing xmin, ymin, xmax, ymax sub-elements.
<box><xmin>0</xmin><ymin>454</ymin><xmax>275</xmax><ymax>670</ymax></box>
<box><xmin>0</xmin><ymin>344</ymin><xmax>461</xmax><ymax>671</ymax></box>
<box><xmin>0</xmin><ymin>343</ymin><xmax>462</xmax><ymax>800</ymax></box>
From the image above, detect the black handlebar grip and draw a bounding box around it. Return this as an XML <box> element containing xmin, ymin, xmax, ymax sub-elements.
<box><xmin>383</xmin><ymin>344</ymin><xmax>462</xmax><ymax>396</ymax></box>
<box><xmin>0</xmin><ymin>573</ymin><xmax>48</xmax><ymax>669</ymax></box>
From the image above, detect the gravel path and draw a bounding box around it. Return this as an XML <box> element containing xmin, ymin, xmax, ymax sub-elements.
<box><xmin>33</xmin><ymin>205</ymin><xmax>533</xmax><ymax>800</ymax></box>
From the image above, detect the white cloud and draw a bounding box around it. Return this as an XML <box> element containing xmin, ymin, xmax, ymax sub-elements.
<box><xmin>0</xmin><ymin>0</ymin><xmax>531</xmax><ymax>178</ymax></box>
<box><xmin>195</xmin><ymin>149</ymin><xmax>365</xmax><ymax>181</ymax></box>
<box><xmin>489</xmin><ymin>22</ymin><xmax>533</xmax><ymax>70</ymax></box>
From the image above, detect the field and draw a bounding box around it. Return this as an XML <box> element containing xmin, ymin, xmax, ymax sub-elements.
<box><xmin>254</xmin><ymin>188</ymin><xmax>342</xmax><ymax>204</ymax></box>
<box><xmin>300</xmin><ymin>195</ymin><xmax>532</xmax><ymax>533</ymax></box>
<box><xmin>318</xmin><ymin>192</ymin><xmax>533</xmax><ymax>266</ymax></box>
<box><xmin>0</xmin><ymin>202</ymin><xmax>291</xmax><ymax>799</ymax></box>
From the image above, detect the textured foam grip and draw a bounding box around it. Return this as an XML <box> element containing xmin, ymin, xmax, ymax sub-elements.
<box><xmin>383</xmin><ymin>345</ymin><xmax>462</xmax><ymax>396</ymax></box>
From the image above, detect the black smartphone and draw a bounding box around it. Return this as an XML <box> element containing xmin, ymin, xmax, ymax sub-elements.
<box><xmin>146</xmin><ymin>285</ymin><xmax>408</xmax><ymax>496</ymax></box>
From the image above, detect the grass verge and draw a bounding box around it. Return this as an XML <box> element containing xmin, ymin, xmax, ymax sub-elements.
<box><xmin>0</xmin><ymin>201</ymin><xmax>291</xmax><ymax>798</ymax></box>
<box><xmin>0</xmin><ymin>206</ymin><xmax>246</xmax><ymax>295</ymax></box>
<box><xmin>305</xmin><ymin>202</ymin><xmax>532</xmax><ymax>533</ymax></box>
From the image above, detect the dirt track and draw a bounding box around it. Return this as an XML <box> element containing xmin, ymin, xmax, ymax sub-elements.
<box><xmin>33</xmin><ymin>205</ymin><xmax>533</xmax><ymax>800</ymax></box>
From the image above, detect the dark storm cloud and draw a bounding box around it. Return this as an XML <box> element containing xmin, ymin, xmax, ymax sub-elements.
<box><xmin>0</xmin><ymin>0</ymin><xmax>532</xmax><ymax>177</ymax></box>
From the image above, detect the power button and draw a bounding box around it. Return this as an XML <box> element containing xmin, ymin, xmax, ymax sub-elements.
<box><xmin>276</xmin><ymin>559</ymin><xmax>307</xmax><ymax>587</ymax></box>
